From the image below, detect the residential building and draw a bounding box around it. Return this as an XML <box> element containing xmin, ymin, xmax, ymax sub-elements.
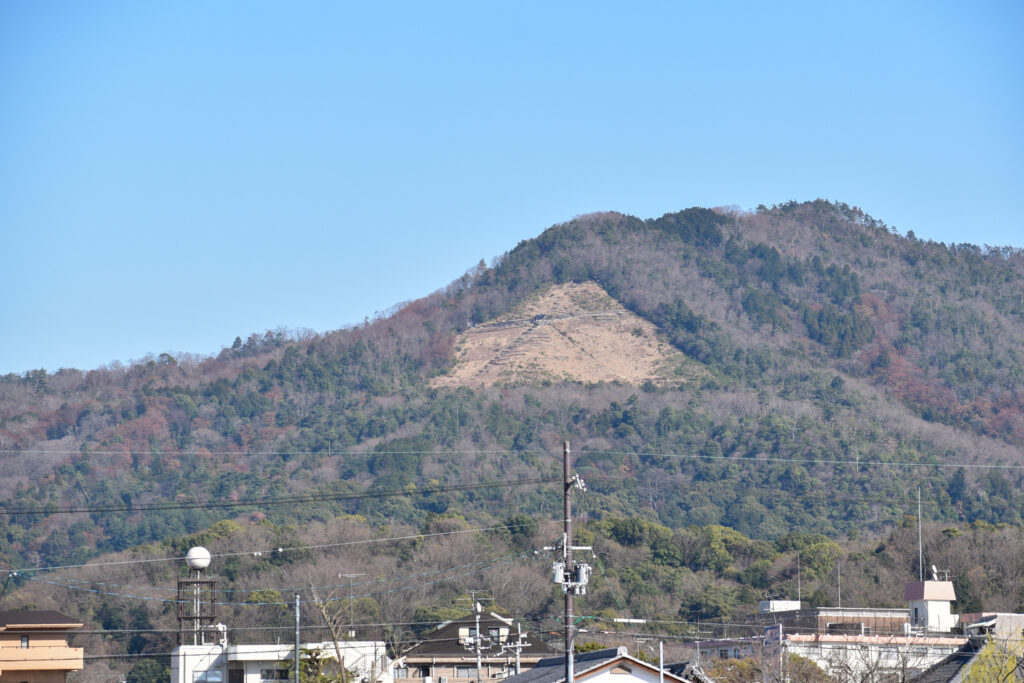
<box><xmin>766</xmin><ymin>628</ymin><xmax>966</xmax><ymax>681</ymax></box>
<box><xmin>0</xmin><ymin>610</ymin><xmax>84</xmax><ymax>683</ymax></box>
<box><xmin>747</xmin><ymin>581</ymin><xmax>969</xmax><ymax>680</ymax></box>
<box><xmin>394</xmin><ymin>612</ymin><xmax>554</xmax><ymax>683</ymax></box>
<box><xmin>501</xmin><ymin>647</ymin><xmax>705</xmax><ymax>683</ymax></box>
<box><xmin>172</xmin><ymin>637</ymin><xmax>390</xmax><ymax>683</ymax></box>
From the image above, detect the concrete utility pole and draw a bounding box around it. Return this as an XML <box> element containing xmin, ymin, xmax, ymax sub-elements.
<box><xmin>475</xmin><ymin>602</ymin><xmax>483</xmax><ymax>683</ymax></box>
<box><xmin>295</xmin><ymin>594</ymin><xmax>301</xmax><ymax>683</ymax></box>
<box><xmin>564</xmin><ymin>441</ymin><xmax>573</xmax><ymax>683</ymax></box>
<box><xmin>543</xmin><ymin>442</ymin><xmax>591</xmax><ymax>683</ymax></box>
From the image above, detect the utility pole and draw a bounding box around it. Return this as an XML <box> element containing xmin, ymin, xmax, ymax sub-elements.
<box><xmin>515</xmin><ymin>622</ymin><xmax>523</xmax><ymax>675</ymax></box>
<box><xmin>459</xmin><ymin>591</ymin><xmax>493</xmax><ymax>683</ymax></box>
<box><xmin>475</xmin><ymin>602</ymin><xmax>483</xmax><ymax>683</ymax></box>
<box><xmin>564</xmin><ymin>441</ymin><xmax>574</xmax><ymax>683</ymax></box>
<box><xmin>543</xmin><ymin>443</ymin><xmax>591</xmax><ymax>683</ymax></box>
<box><xmin>295</xmin><ymin>594</ymin><xmax>301</xmax><ymax>683</ymax></box>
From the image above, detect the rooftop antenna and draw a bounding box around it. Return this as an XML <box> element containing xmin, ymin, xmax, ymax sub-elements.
<box><xmin>797</xmin><ymin>551</ymin><xmax>801</xmax><ymax>604</ymax></box>
<box><xmin>918</xmin><ymin>488</ymin><xmax>923</xmax><ymax>582</ymax></box>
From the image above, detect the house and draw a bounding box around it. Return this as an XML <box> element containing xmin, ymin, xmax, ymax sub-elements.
<box><xmin>499</xmin><ymin>647</ymin><xmax>704</xmax><ymax>683</ymax></box>
<box><xmin>0</xmin><ymin>610</ymin><xmax>84</xmax><ymax>683</ymax></box>
<box><xmin>172</xmin><ymin>637</ymin><xmax>390</xmax><ymax>683</ymax></box>
<box><xmin>394</xmin><ymin>612</ymin><xmax>554</xmax><ymax>683</ymax></box>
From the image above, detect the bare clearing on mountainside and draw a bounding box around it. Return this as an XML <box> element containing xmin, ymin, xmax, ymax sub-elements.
<box><xmin>432</xmin><ymin>282</ymin><xmax>701</xmax><ymax>388</ymax></box>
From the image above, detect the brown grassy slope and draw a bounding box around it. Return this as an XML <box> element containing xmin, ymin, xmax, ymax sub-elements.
<box><xmin>433</xmin><ymin>282</ymin><xmax>702</xmax><ymax>388</ymax></box>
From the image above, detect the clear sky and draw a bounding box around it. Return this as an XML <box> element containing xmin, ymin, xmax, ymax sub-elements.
<box><xmin>2</xmin><ymin>1</ymin><xmax>1021</xmax><ymax>375</ymax></box>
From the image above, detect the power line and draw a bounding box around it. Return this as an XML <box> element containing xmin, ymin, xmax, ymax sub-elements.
<box><xmin>0</xmin><ymin>476</ymin><xmax>558</xmax><ymax>516</ymax></box>
<box><xmin>4</xmin><ymin>446</ymin><xmax>1021</xmax><ymax>471</ymax></box>
<box><xmin>0</xmin><ymin>448</ymin><xmax>543</xmax><ymax>458</ymax></box>
<box><xmin>3</xmin><ymin>522</ymin><xmax>531</xmax><ymax>573</ymax></box>
<box><xmin>23</xmin><ymin>553</ymin><xmax>528</xmax><ymax>607</ymax></box>
<box><xmin>580</xmin><ymin>449</ymin><xmax>1024</xmax><ymax>471</ymax></box>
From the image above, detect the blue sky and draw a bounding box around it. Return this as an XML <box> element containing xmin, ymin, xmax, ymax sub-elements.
<box><xmin>2</xmin><ymin>1</ymin><xmax>1022</xmax><ymax>375</ymax></box>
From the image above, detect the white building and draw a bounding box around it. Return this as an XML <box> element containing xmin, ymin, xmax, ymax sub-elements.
<box><xmin>768</xmin><ymin>630</ymin><xmax>966</xmax><ymax>681</ymax></box>
<box><xmin>904</xmin><ymin>580</ymin><xmax>959</xmax><ymax>633</ymax></box>
<box><xmin>172</xmin><ymin>639</ymin><xmax>391</xmax><ymax>683</ymax></box>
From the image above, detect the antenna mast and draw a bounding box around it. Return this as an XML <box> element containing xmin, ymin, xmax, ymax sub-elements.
<box><xmin>918</xmin><ymin>488</ymin><xmax>923</xmax><ymax>582</ymax></box>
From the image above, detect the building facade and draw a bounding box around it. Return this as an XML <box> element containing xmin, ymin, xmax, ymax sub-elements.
<box><xmin>172</xmin><ymin>640</ymin><xmax>390</xmax><ymax>683</ymax></box>
<box><xmin>394</xmin><ymin>612</ymin><xmax>554</xmax><ymax>683</ymax></box>
<box><xmin>0</xmin><ymin>611</ymin><xmax>84</xmax><ymax>683</ymax></box>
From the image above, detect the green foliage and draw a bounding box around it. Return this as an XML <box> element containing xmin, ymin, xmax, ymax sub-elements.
<box><xmin>574</xmin><ymin>641</ymin><xmax>606</xmax><ymax>654</ymax></box>
<box><xmin>801</xmin><ymin>303</ymin><xmax>873</xmax><ymax>357</ymax></box>
<box><xmin>798</xmin><ymin>541</ymin><xmax>841</xmax><ymax>579</ymax></box>
<box><xmin>680</xmin><ymin>584</ymin><xmax>736</xmax><ymax>620</ymax></box>
<box><xmin>498</xmin><ymin>513</ymin><xmax>538</xmax><ymax>549</ymax></box>
<box><xmin>962</xmin><ymin>636</ymin><xmax>1024</xmax><ymax>682</ymax></box>
<box><xmin>125</xmin><ymin>658</ymin><xmax>170</xmax><ymax>683</ymax></box>
<box><xmin>741</xmin><ymin>289</ymin><xmax>790</xmax><ymax>331</ymax></box>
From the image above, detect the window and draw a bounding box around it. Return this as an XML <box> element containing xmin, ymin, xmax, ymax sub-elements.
<box><xmin>20</xmin><ymin>636</ymin><xmax>29</xmax><ymax>649</ymax></box>
<box><xmin>455</xmin><ymin>666</ymin><xmax>477</xmax><ymax>678</ymax></box>
<box><xmin>718</xmin><ymin>650</ymin><xmax>729</xmax><ymax>659</ymax></box>
<box><xmin>417</xmin><ymin>667</ymin><xmax>431</xmax><ymax>678</ymax></box>
<box><xmin>261</xmin><ymin>669</ymin><xmax>290</xmax><ymax>681</ymax></box>
<box><xmin>394</xmin><ymin>668</ymin><xmax>409</xmax><ymax>679</ymax></box>
<box><xmin>194</xmin><ymin>672</ymin><xmax>224</xmax><ymax>683</ymax></box>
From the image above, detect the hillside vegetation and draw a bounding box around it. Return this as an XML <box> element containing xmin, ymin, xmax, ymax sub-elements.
<box><xmin>2</xmin><ymin>200</ymin><xmax>1024</xmax><ymax>678</ymax></box>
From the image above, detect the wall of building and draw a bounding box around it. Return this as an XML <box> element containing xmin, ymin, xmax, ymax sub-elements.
<box><xmin>173</xmin><ymin>641</ymin><xmax>390</xmax><ymax>683</ymax></box>
<box><xmin>394</xmin><ymin>658</ymin><xmax>523</xmax><ymax>683</ymax></box>
<box><xmin>777</xmin><ymin>634</ymin><xmax>965</xmax><ymax>681</ymax></box>
<box><xmin>0</xmin><ymin>631</ymin><xmax>83</xmax><ymax>682</ymax></box>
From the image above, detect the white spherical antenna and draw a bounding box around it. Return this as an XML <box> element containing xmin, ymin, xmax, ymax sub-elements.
<box><xmin>185</xmin><ymin>546</ymin><xmax>212</xmax><ymax>570</ymax></box>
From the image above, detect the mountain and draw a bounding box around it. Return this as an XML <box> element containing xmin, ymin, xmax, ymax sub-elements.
<box><xmin>2</xmin><ymin>199</ymin><xmax>1024</xmax><ymax>568</ymax></box>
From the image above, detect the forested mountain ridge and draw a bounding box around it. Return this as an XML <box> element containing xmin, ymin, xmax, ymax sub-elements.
<box><xmin>2</xmin><ymin>199</ymin><xmax>1024</xmax><ymax>576</ymax></box>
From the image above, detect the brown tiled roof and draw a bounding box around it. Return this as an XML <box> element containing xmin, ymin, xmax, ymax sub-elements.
<box><xmin>0</xmin><ymin>610</ymin><xmax>84</xmax><ymax>629</ymax></box>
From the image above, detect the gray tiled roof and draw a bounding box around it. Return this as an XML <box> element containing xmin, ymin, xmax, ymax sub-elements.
<box><xmin>909</xmin><ymin>637</ymin><xmax>990</xmax><ymax>682</ymax></box>
<box><xmin>500</xmin><ymin>648</ymin><xmax>630</xmax><ymax>683</ymax></box>
<box><xmin>403</xmin><ymin>613</ymin><xmax>555</xmax><ymax>659</ymax></box>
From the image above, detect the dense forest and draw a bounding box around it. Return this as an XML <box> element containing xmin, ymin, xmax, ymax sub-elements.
<box><xmin>1</xmin><ymin>200</ymin><xmax>1023</xmax><ymax>680</ymax></box>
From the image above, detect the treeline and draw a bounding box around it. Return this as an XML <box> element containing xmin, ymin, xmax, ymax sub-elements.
<box><xmin>1</xmin><ymin>200</ymin><xmax>1023</xmax><ymax>574</ymax></box>
<box><xmin>8</xmin><ymin>514</ymin><xmax>1023</xmax><ymax>683</ymax></box>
